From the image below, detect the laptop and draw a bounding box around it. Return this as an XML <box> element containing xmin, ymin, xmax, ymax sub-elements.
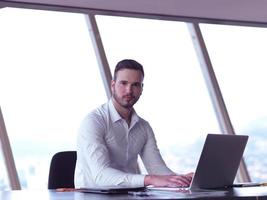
<box><xmin>149</xmin><ymin>133</ymin><xmax>248</xmax><ymax>192</ymax></box>
<box><xmin>189</xmin><ymin>133</ymin><xmax>249</xmax><ymax>190</ymax></box>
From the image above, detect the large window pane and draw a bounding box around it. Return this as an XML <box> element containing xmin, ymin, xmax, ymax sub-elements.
<box><xmin>96</xmin><ymin>16</ymin><xmax>220</xmax><ymax>173</ymax></box>
<box><xmin>0</xmin><ymin>8</ymin><xmax>107</xmax><ymax>189</ymax></box>
<box><xmin>0</xmin><ymin>152</ymin><xmax>10</xmax><ymax>190</ymax></box>
<box><xmin>200</xmin><ymin>23</ymin><xmax>267</xmax><ymax>182</ymax></box>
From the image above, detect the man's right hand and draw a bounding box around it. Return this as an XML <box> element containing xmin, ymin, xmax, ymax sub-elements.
<box><xmin>144</xmin><ymin>173</ymin><xmax>193</xmax><ymax>188</ymax></box>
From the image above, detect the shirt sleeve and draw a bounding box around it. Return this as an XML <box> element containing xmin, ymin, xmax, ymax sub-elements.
<box><xmin>139</xmin><ymin>123</ymin><xmax>175</xmax><ymax>175</ymax></box>
<box><xmin>76</xmin><ymin>113</ymin><xmax>145</xmax><ymax>187</ymax></box>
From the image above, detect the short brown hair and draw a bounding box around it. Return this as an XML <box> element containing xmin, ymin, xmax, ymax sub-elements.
<box><xmin>113</xmin><ymin>59</ymin><xmax>144</xmax><ymax>80</ymax></box>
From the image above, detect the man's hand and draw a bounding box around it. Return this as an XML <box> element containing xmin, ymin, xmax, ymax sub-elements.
<box><xmin>144</xmin><ymin>173</ymin><xmax>194</xmax><ymax>187</ymax></box>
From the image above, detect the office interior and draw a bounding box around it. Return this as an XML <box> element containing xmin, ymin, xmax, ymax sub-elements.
<box><xmin>0</xmin><ymin>0</ymin><xmax>267</xmax><ymax>191</ymax></box>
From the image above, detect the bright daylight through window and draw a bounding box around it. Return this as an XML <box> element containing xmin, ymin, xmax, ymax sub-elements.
<box><xmin>0</xmin><ymin>8</ymin><xmax>106</xmax><ymax>189</ymax></box>
<box><xmin>200</xmin><ymin>24</ymin><xmax>267</xmax><ymax>182</ymax></box>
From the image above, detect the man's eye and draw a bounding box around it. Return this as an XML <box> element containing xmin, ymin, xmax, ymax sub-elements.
<box><xmin>132</xmin><ymin>83</ymin><xmax>142</xmax><ymax>87</ymax></box>
<box><xmin>120</xmin><ymin>81</ymin><xmax>128</xmax><ymax>85</ymax></box>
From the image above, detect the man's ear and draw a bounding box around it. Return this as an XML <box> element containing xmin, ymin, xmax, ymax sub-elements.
<box><xmin>111</xmin><ymin>80</ymin><xmax>115</xmax><ymax>93</ymax></box>
<box><xmin>140</xmin><ymin>83</ymin><xmax>144</xmax><ymax>95</ymax></box>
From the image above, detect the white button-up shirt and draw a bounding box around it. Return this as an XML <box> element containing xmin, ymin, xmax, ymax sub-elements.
<box><xmin>74</xmin><ymin>100</ymin><xmax>174</xmax><ymax>188</ymax></box>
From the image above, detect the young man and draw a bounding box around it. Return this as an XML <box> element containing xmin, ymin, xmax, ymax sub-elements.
<box><xmin>74</xmin><ymin>59</ymin><xmax>193</xmax><ymax>188</ymax></box>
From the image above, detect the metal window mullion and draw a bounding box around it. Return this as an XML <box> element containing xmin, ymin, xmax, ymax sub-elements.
<box><xmin>187</xmin><ymin>22</ymin><xmax>250</xmax><ymax>182</ymax></box>
<box><xmin>84</xmin><ymin>13</ymin><xmax>112</xmax><ymax>99</ymax></box>
<box><xmin>0</xmin><ymin>107</ymin><xmax>21</xmax><ymax>190</ymax></box>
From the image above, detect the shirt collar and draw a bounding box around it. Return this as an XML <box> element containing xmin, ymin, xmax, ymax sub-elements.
<box><xmin>108</xmin><ymin>99</ymin><xmax>121</xmax><ymax>123</ymax></box>
<box><xmin>108</xmin><ymin>99</ymin><xmax>140</xmax><ymax>126</ymax></box>
<box><xmin>130</xmin><ymin>110</ymin><xmax>139</xmax><ymax>127</ymax></box>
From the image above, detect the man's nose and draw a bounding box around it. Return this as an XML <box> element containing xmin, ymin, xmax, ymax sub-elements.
<box><xmin>126</xmin><ymin>84</ymin><xmax>133</xmax><ymax>93</ymax></box>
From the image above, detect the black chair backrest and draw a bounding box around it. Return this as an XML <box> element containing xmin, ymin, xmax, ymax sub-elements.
<box><xmin>48</xmin><ymin>151</ymin><xmax>77</xmax><ymax>189</ymax></box>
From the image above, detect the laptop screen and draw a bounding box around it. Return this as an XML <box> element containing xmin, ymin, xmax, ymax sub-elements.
<box><xmin>190</xmin><ymin>133</ymin><xmax>248</xmax><ymax>189</ymax></box>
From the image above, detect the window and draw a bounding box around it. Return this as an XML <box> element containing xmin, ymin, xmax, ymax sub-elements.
<box><xmin>200</xmin><ymin>23</ymin><xmax>267</xmax><ymax>182</ymax></box>
<box><xmin>2</xmin><ymin>5</ymin><xmax>263</xmax><ymax>188</ymax></box>
<box><xmin>96</xmin><ymin>16</ymin><xmax>220</xmax><ymax>173</ymax></box>
<box><xmin>0</xmin><ymin>8</ymin><xmax>107</xmax><ymax>189</ymax></box>
<box><xmin>0</xmin><ymin>152</ymin><xmax>10</xmax><ymax>190</ymax></box>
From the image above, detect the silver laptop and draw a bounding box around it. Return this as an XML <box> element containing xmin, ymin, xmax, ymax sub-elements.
<box><xmin>190</xmin><ymin>133</ymin><xmax>248</xmax><ymax>190</ymax></box>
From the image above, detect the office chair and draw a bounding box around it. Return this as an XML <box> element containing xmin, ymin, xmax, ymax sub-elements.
<box><xmin>48</xmin><ymin>151</ymin><xmax>77</xmax><ymax>189</ymax></box>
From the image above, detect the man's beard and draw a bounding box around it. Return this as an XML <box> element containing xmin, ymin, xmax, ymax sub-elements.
<box><xmin>113</xmin><ymin>91</ymin><xmax>139</xmax><ymax>109</ymax></box>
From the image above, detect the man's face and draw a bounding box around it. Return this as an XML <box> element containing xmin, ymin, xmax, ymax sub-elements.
<box><xmin>111</xmin><ymin>69</ymin><xmax>143</xmax><ymax>109</ymax></box>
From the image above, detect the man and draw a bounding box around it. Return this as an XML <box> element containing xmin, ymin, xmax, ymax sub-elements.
<box><xmin>74</xmin><ymin>59</ymin><xmax>193</xmax><ymax>188</ymax></box>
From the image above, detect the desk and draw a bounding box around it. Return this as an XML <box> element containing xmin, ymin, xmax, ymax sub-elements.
<box><xmin>1</xmin><ymin>186</ymin><xmax>267</xmax><ymax>200</ymax></box>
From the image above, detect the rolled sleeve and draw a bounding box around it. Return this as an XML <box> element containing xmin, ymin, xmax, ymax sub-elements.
<box><xmin>130</xmin><ymin>174</ymin><xmax>146</xmax><ymax>186</ymax></box>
